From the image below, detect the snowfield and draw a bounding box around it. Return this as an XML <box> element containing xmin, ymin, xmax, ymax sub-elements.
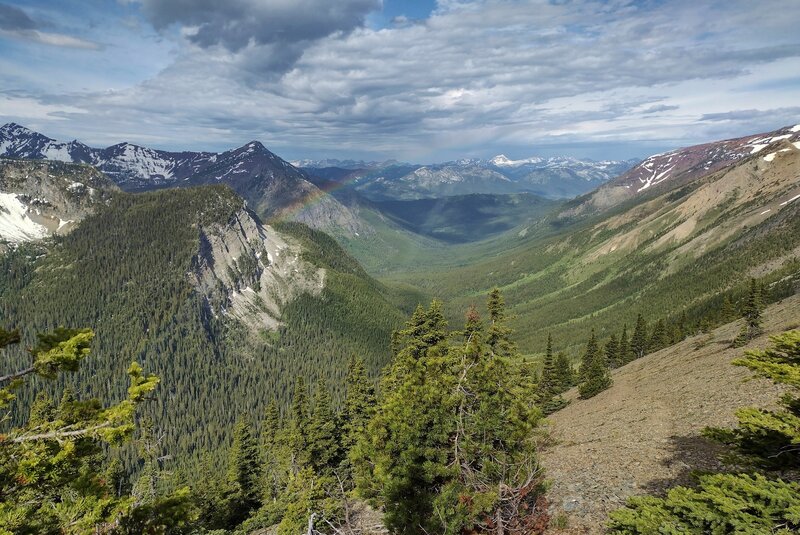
<box><xmin>0</xmin><ymin>193</ymin><xmax>48</xmax><ymax>242</ymax></box>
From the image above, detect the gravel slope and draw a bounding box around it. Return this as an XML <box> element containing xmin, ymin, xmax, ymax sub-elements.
<box><xmin>541</xmin><ymin>294</ymin><xmax>800</xmax><ymax>534</ymax></box>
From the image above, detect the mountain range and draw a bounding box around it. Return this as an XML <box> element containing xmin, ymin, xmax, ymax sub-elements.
<box><xmin>2</xmin><ymin>120</ymin><xmax>800</xmax><ymax>531</ymax></box>
<box><xmin>300</xmin><ymin>154</ymin><xmax>638</xmax><ymax>201</ymax></box>
<box><xmin>0</xmin><ymin>123</ymin><xmax>363</xmax><ymax>236</ymax></box>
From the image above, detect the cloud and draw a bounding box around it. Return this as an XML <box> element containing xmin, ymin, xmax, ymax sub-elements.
<box><xmin>134</xmin><ymin>0</ymin><xmax>380</xmax><ymax>73</ymax></box>
<box><xmin>698</xmin><ymin>107</ymin><xmax>800</xmax><ymax>123</ymax></box>
<box><xmin>0</xmin><ymin>3</ymin><xmax>35</xmax><ymax>30</ymax></box>
<box><xmin>4</xmin><ymin>0</ymin><xmax>800</xmax><ymax>161</ymax></box>
<box><xmin>0</xmin><ymin>2</ymin><xmax>102</xmax><ymax>49</ymax></box>
<box><xmin>641</xmin><ymin>105</ymin><xmax>680</xmax><ymax>115</ymax></box>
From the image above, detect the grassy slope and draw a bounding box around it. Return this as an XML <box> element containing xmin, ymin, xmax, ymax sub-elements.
<box><xmin>541</xmin><ymin>294</ymin><xmax>800</xmax><ymax>534</ymax></box>
<box><xmin>353</xmin><ymin>151</ymin><xmax>800</xmax><ymax>357</ymax></box>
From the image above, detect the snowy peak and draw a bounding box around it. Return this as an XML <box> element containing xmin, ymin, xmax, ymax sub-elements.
<box><xmin>0</xmin><ymin>124</ymin><xmax>365</xmax><ymax>236</ymax></box>
<box><xmin>490</xmin><ymin>154</ymin><xmax>515</xmax><ymax>166</ymax></box>
<box><xmin>488</xmin><ymin>154</ymin><xmax>546</xmax><ymax>167</ymax></box>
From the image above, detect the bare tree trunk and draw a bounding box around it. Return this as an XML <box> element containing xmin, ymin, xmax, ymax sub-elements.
<box><xmin>307</xmin><ymin>512</ymin><xmax>317</xmax><ymax>535</ymax></box>
<box><xmin>495</xmin><ymin>496</ymin><xmax>504</xmax><ymax>535</ymax></box>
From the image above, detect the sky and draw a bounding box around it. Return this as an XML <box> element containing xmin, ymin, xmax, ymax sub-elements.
<box><xmin>0</xmin><ymin>0</ymin><xmax>798</xmax><ymax>163</ymax></box>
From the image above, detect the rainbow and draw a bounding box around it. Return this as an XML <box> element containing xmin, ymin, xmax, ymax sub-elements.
<box><xmin>269</xmin><ymin>167</ymin><xmax>368</xmax><ymax>225</ymax></box>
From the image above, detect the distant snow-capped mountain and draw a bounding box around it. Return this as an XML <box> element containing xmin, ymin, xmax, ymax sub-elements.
<box><xmin>300</xmin><ymin>153</ymin><xmax>638</xmax><ymax>200</ymax></box>
<box><xmin>0</xmin><ymin>123</ymin><xmax>364</xmax><ymax>235</ymax></box>
<box><xmin>291</xmin><ymin>158</ymin><xmax>400</xmax><ymax>170</ymax></box>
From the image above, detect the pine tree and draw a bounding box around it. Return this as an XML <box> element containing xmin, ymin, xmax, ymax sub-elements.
<box><xmin>307</xmin><ymin>379</ymin><xmax>341</xmax><ymax>474</ymax></box>
<box><xmin>538</xmin><ymin>334</ymin><xmax>567</xmax><ymax>414</ymax></box>
<box><xmin>631</xmin><ymin>314</ymin><xmax>648</xmax><ymax>359</ymax></box>
<box><xmin>227</xmin><ymin>418</ymin><xmax>262</xmax><ymax>522</ymax></box>
<box><xmin>538</xmin><ymin>333</ymin><xmax>558</xmax><ymax>398</ymax></box>
<box><xmin>287</xmin><ymin>376</ymin><xmax>310</xmax><ymax>471</ymax></box>
<box><xmin>263</xmin><ymin>399</ymin><xmax>281</xmax><ymax>449</ymax></box>
<box><xmin>579</xmin><ymin>329</ymin><xmax>600</xmax><ymax>381</ymax></box>
<box><xmin>619</xmin><ymin>324</ymin><xmax>633</xmax><ymax>365</ymax></box>
<box><xmin>554</xmin><ymin>351</ymin><xmax>575</xmax><ymax>393</ymax></box>
<box><xmin>605</xmin><ymin>333</ymin><xmax>620</xmax><ymax>369</ymax></box>
<box><xmin>649</xmin><ymin>319</ymin><xmax>669</xmax><ymax>352</ymax></box>
<box><xmin>720</xmin><ymin>295</ymin><xmax>737</xmax><ymax>323</ymax></box>
<box><xmin>354</xmin><ymin>295</ymin><xmax>546</xmax><ymax>533</ymax></box>
<box><xmin>579</xmin><ymin>350</ymin><xmax>612</xmax><ymax>400</ymax></box>
<box><xmin>342</xmin><ymin>356</ymin><xmax>375</xmax><ymax>454</ymax></box>
<box><xmin>733</xmin><ymin>280</ymin><xmax>764</xmax><ymax>347</ymax></box>
<box><xmin>262</xmin><ymin>400</ymin><xmax>284</xmax><ymax>502</ymax></box>
<box><xmin>487</xmin><ymin>287</ymin><xmax>516</xmax><ymax>358</ymax></box>
<box><xmin>0</xmin><ymin>328</ymin><xmax>163</xmax><ymax>534</ymax></box>
<box><xmin>610</xmin><ymin>331</ymin><xmax>800</xmax><ymax>532</ymax></box>
<box><xmin>673</xmin><ymin>311</ymin><xmax>688</xmax><ymax>343</ymax></box>
<box><xmin>715</xmin><ymin>330</ymin><xmax>800</xmax><ymax>468</ymax></box>
<box><xmin>28</xmin><ymin>390</ymin><xmax>55</xmax><ymax>425</ymax></box>
<box><xmin>353</xmin><ymin>300</ymin><xmax>454</xmax><ymax>532</ymax></box>
<box><xmin>743</xmin><ymin>278</ymin><xmax>763</xmax><ymax>336</ymax></box>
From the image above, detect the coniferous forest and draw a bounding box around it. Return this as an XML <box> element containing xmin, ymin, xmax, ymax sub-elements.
<box><xmin>2</xmin><ymin>3</ymin><xmax>800</xmax><ymax>531</ymax></box>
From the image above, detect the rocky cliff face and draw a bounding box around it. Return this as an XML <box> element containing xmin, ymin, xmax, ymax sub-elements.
<box><xmin>190</xmin><ymin>207</ymin><xmax>325</xmax><ymax>333</ymax></box>
<box><xmin>0</xmin><ymin>159</ymin><xmax>117</xmax><ymax>244</ymax></box>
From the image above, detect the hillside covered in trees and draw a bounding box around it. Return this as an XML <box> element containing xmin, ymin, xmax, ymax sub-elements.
<box><xmin>0</xmin><ymin>185</ymin><xmax>413</xmax><ymax>463</ymax></box>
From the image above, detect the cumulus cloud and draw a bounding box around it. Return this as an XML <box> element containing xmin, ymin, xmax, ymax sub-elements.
<box><xmin>0</xmin><ymin>3</ymin><xmax>35</xmax><ymax>30</ymax></box>
<box><xmin>134</xmin><ymin>0</ymin><xmax>380</xmax><ymax>73</ymax></box>
<box><xmin>4</xmin><ymin>0</ymin><xmax>800</xmax><ymax>160</ymax></box>
<box><xmin>0</xmin><ymin>2</ymin><xmax>102</xmax><ymax>49</ymax></box>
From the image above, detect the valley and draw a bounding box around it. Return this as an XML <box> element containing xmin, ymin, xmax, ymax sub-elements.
<box><xmin>4</xmin><ymin>2</ymin><xmax>800</xmax><ymax>532</ymax></box>
<box><xmin>1</xmin><ymin>120</ymin><xmax>799</xmax><ymax>534</ymax></box>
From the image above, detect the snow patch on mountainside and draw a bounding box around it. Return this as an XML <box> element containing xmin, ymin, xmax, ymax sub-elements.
<box><xmin>0</xmin><ymin>193</ymin><xmax>48</xmax><ymax>242</ymax></box>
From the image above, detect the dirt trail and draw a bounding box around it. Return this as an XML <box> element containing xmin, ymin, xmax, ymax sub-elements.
<box><xmin>540</xmin><ymin>294</ymin><xmax>800</xmax><ymax>534</ymax></box>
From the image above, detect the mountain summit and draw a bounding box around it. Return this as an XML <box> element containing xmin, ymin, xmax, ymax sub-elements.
<box><xmin>0</xmin><ymin>124</ymin><xmax>364</xmax><ymax>236</ymax></box>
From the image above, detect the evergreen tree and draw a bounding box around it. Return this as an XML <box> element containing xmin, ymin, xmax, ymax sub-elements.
<box><xmin>711</xmin><ymin>330</ymin><xmax>800</xmax><ymax>469</ymax></box>
<box><xmin>579</xmin><ymin>329</ymin><xmax>600</xmax><ymax>382</ymax></box>
<box><xmin>619</xmin><ymin>324</ymin><xmax>633</xmax><ymax>365</ymax></box>
<box><xmin>0</xmin><ymin>327</ymin><xmax>169</xmax><ymax>534</ymax></box>
<box><xmin>227</xmin><ymin>418</ymin><xmax>262</xmax><ymax>523</ymax></box>
<box><xmin>538</xmin><ymin>334</ymin><xmax>567</xmax><ymax>414</ymax></box>
<box><xmin>672</xmin><ymin>311</ymin><xmax>688</xmax><ymax>343</ymax></box>
<box><xmin>538</xmin><ymin>333</ymin><xmax>558</xmax><ymax>398</ymax></box>
<box><xmin>648</xmin><ymin>319</ymin><xmax>669</xmax><ymax>352</ymax></box>
<box><xmin>487</xmin><ymin>287</ymin><xmax>516</xmax><ymax>358</ymax></box>
<box><xmin>307</xmin><ymin>379</ymin><xmax>341</xmax><ymax>474</ymax></box>
<box><xmin>287</xmin><ymin>376</ymin><xmax>310</xmax><ymax>471</ymax></box>
<box><xmin>720</xmin><ymin>295</ymin><xmax>737</xmax><ymax>323</ymax></box>
<box><xmin>610</xmin><ymin>331</ymin><xmax>800</xmax><ymax>532</ymax></box>
<box><xmin>355</xmin><ymin>295</ymin><xmax>547</xmax><ymax>533</ymax></box>
<box><xmin>262</xmin><ymin>400</ymin><xmax>284</xmax><ymax>502</ymax></box>
<box><xmin>353</xmin><ymin>300</ymin><xmax>454</xmax><ymax>533</ymax></box>
<box><xmin>263</xmin><ymin>399</ymin><xmax>281</xmax><ymax>449</ymax></box>
<box><xmin>342</xmin><ymin>356</ymin><xmax>376</xmax><ymax>454</ymax></box>
<box><xmin>743</xmin><ymin>279</ymin><xmax>763</xmax><ymax>337</ymax></box>
<box><xmin>554</xmin><ymin>351</ymin><xmax>575</xmax><ymax>393</ymax></box>
<box><xmin>579</xmin><ymin>349</ymin><xmax>612</xmax><ymax>400</ymax></box>
<box><xmin>605</xmin><ymin>333</ymin><xmax>620</xmax><ymax>369</ymax></box>
<box><xmin>631</xmin><ymin>314</ymin><xmax>648</xmax><ymax>359</ymax></box>
<box><xmin>28</xmin><ymin>390</ymin><xmax>56</xmax><ymax>425</ymax></box>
